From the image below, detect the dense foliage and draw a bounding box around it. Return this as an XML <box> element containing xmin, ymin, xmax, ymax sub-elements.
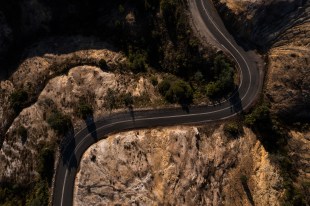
<box><xmin>158</xmin><ymin>79</ymin><xmax>193</xmax><ymax>104</ymax></box>
<box><xmin>76</xmin><ymin>102</ymin><xmax>93</xmax><ymax>119</ymax></box>
<box><xmin>47</xmin><ymin>110</ymin><xmax>71</xmax><ymax>134</ymax></box>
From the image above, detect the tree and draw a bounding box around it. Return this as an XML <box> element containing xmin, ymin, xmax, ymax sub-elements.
<box><xmin>158</xmin><ymin>79</ymin><xmax>193</xmax><ymax>104</ymax></box>
<box><xmin>104</xmin><ymin>88</ymin><xmax>117</xmax><ymax>111</ymax></box>
<box><xmin>245</xmin><ymin>104</ymin><xmax>270</xmax><ymax>127</ymax></box>
<box><xmin>158</xmin><ymin>79</ymin><xmax>171</xmax><ymax>95</ymax></box>
<box><xmin>76</xmin><ymin>103</ymin><xmax>93</xmax><ymax>119</ymax></box>
<box><xmin>47</xmin><ymin>111</ymin><xmax>71</xmax><ymax>134</ymax></box>
<box><xmin>224</xmin><ymin>122</ymin><xmax>242</xmax><ymax>137</ymax></box>
<box><xmin>17</xmin><ymin>126</ymin><xmax>28</xmax><ymax>143</ymax></box>
<box><xmin>123</xmin><ymin>92</ymin><xmax>134</xmax><ymax>107</ymax></box>
<box><xmin>9</xmin><ymin>90</ymin><xmax>28</xmax><ymax>113</ymax></box>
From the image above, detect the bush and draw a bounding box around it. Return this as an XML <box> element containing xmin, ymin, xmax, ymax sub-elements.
<box><xmin>104</xmin><ymin>88</ymin><xmax>117</xmax><ymax>111</ymax></box>
<box><xmin>98</xmin><ymin>59</ymin><xmax>107</xmax><ymax>69</ymax></box>
<box><xmin>47</xmin><ymin>111</ymin><xmax>71</xmax><ymax>134</ymax></box>
<box><xmin>206</xmin><ymin>55</ymin><xmax>235</xmax><ymax>98</ymax></box>
<box><xmin>38</xmin><ymin>147</ymin><xmax>55</xmax><ymax>184</ymax></box>
<box><xmin>158</xmin><ymin>78</ymin><xmax>193</xmax><ymax>104</ymax></box>
<box><xmin>9</xmin><ymin>89</ymin><xmax>28</xmax><ymax>113</ymax></box>
<box><xmin>158</xmin><ymin>79</ymin><xmax>171</xmax><ymax>95</ymax></box>
<box><xmin>128</xmin><ymin>50</ymin><xmax>147</xmax><ymax>73</ymax></box>
<box><xmin>245</xmin><ymin>104</ymin><xmax>270</xmax><ymax>127</ymax></box>
<box><xmin>123</xmin><ymin>92</ymin><xmax>134</xmax><ymax>106</ymax></box>
<box><xmin>76</xmin><ymin>103</ymin><xmax>93</xmax><ymax>119</ymax></box>
<box><xmin>224</xmin><ymin>122</ymin><xmax>242</xmax><ymax>137</ymax></box>
<box><xmin>26</xmin><ymin>180</ymin><xmax>49</xmax><ymax>206</ymax></box>
<box><xmin>150</xmin><ymin>76</ymin><xmax>158</xmax><ymax>86</ymax></box>
<box><xmin>17</xmin><ymin>126</ymin><xmax>28</xmax><ymax>143</ymax></box>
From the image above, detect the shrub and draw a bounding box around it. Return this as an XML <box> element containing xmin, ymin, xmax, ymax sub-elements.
<box><xmin>104</xmin><ymin>88</ymin><xmax>117</xmax><ymax>111</ymax></box>
<box><xmin>206</xmin><ymin>55</ymin><xmax>235</xmax><ymax>98</ymax></box>
<box><xmin>47</xmin><ymin>111</ymin><xmax>71</xmax><ymax>134</ymax></box>
<box><xmin>158</xmin><ymin>78</ymin><xmax>193</xmax><ymax>104</ymax></box>
<box><xmin>123</xmin><ymin>92</ymin><xmax>134</xmax><ymax>106</ymax></box>
<box><xmin>240</xmin><ymin>175</ymin><xmax>248</xmax><ymax>184</ymax></box>
<box><xmin>38</xmin><ymin>147</ymin><xmax>55</xmax><ymax>184</ymax></box>
<box><xmin>98</xmin><ymin>59</ymin><xmax>107</xmax><ymax>69</ymax></box>
<box><xmin>150</xmin><ymin>76</ymin><xmax>158</xmax><ymax>86</ymax></box>
<box><xmin>76</xmin><ymin>103</ymin><xmax>93</xmax><ymax>119</ymax></box>
<box><xmin>224</xmin><ymin>122</ymin><xmax>242</xmax><ymax>137</ymax></box>
<box><xmin>158</xmin><ymin>79</ymin><xmax>171</xmax><ymax>95</ymax></box>
<box><xmin>9</xmin><ymin>89</ymin><xmax>28</xmax><ymax>113</ymax></box>
<box><xmin>245</xmin><ymin>104</ymin><xmax>270</xmax><ymax>127</ymax></box>
<box><xmin>17</xmin><ymin>126</ymin><xmax>28</xmax><ymax>143</ymax></box>
<box><xmin>128</xmin><ymin>50</ymin><xmax>147</xmax><ymax>73</ymax></box>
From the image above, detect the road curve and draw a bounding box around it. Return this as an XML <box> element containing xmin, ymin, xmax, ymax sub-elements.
<box><xmin>53</xmin><ymin>0</ymin><xmax>263</xmax><ymax>205</ymax></box>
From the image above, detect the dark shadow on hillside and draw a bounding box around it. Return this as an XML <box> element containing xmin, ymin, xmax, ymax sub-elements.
<box><xmin>181</xmin><ymin>103</ymin><xmax>190</xmax><ymax>113</ymax></box>
<box><xmin>85</xmin><ymin>115</ymin><xmax>98</xmax><ymax>142</ymax></box>
<box><xmin>229</xmin><ymin>90</ymin><xmax>243</xmax><ymax>113</ymax></box>
<box><xmin>128</xmin><ymin>106</ymin><xmax>135</xmax><ymax>121</ymax></box>
<box><xmin>214</xmin><ymin>0</ymin><xmax>308</xmax><ymax>52</ymax></box>
<box><xmin>0</xmin><ymin>36</ymin><xmax>118</xmax><ymax>81</ymax></box>
<box><xmin>241</xmin><ymin>179</ymin><xmax>255</xmax><ymax>206</ymax></box>
<box><xmin>60</xmin><ymin>128</ymin><xmax>77</xmax><ymax>170</ymax></box>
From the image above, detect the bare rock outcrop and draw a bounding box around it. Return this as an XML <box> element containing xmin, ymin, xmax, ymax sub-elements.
<box><xmin>74</xmin><ymin>126</ymin><xmax>283</xmax><ymax>206</ymax></box>
<box><xmin>0</xmin><ymin>36</ymin><xmax>162</xmax><ymax>184</ymax></box>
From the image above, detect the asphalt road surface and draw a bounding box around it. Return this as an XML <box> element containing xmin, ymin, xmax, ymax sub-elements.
<box><xmin>53</xmin><ymin>0</ymin><xmax>263</xmax><ymax>205</ymax></box>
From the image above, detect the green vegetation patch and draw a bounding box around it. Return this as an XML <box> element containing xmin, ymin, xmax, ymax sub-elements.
<box><xmin>158</xmin><ymin>78</ymin><xmax>193</xmax><ymax>104</ymax></box>
<box><xmin>205</xmin><ymin>55</ymin><xmax>235</xmax><ymax>98</ymax></box>
<box><xmin>47</xmin><ymin>110</ymin><xmax>71</xmax><ymax>134</ymax></box>
<box><xmin>76</xmin><ymin>102</ymin><xmax>93</xmax><ymax>119</ymax></box>
<box><xmin>224</xmin><ymin>122</ymin><xmax>243</xmax><ymax>138</ymax></box>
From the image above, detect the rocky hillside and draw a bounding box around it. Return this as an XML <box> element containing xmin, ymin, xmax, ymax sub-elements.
<box><xmin>210</xmin><ymin>0</ymin><xmax>310</xmax><ymax>204</ymax></box>
<box><xmin>213</xmin><ymin>0</ymin><xmax>310</xmax><ymax>119</ymax></box>
<box><xmin>213</xmin><ymin>0</ymin><xmax>309</xmax><ymax>49</ymax></box>
<box><xmin>74</xmin><ymin>125</ymin><xmax>284</xmax><ymax>206</ymax></box>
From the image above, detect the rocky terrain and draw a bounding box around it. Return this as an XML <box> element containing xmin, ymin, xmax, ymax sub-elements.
<box><xmin>214</xmin><ymin>0</ymin><xmax>310</xmax><ymax>121</ymax></box>
<box><xmin>210</xmin><ymin>0</ymin><xmax>310</xmax><ymax>204</ymax></box>
<box><xmin>0</xmin><ymin>36</ymin><xmax>166</xmax><ymax>186</ymax></box>
<box><xmin>74</xmin><ymin>125</ymin><xmax>284</xmax><ymax>206</ymax></box>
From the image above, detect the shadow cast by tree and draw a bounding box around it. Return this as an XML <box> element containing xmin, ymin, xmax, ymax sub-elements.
<box><xmin>85</xmin><ymin>115</ymin><xmax>98</xmax><ymax>142</ymax></box>
<box><xmin>229</xmin><ymin>90</ymin><xmax>243</xmax><ymax>113</ymax></box>
<box><xmin>60</xmin><ymin>127</ymin><xmax>77</xmax><ymax>170</ymax></box>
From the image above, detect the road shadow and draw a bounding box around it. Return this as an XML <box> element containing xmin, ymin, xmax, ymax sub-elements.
<box><xmin>181</xmin><ymin>103</ymin><xmax>190</xmax><ymax>113</ymax></box>
<box><xmin>60</xmin><ymin>127</ymin><xmax>77</xmax><ymax>170</ymax></box>
<box><xmin>128</xmin><ymin>105</ymin><xmax>135</xmax><ymax>121</ymax></box>
<box><xmin>229</xmin><ymin>90</ymin><xmax>243</xmax><ymax>113</ymax></box>
<box><xmin>85</xmin><ymin>115</ymin><xmax>98</xmax><ymax>142</ymax></box>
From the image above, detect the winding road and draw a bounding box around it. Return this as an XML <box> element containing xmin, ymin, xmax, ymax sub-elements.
<box><xmin>52</xmin><ymin>0</ymin><xmax>263</xmax><ymax>205</ymax></box>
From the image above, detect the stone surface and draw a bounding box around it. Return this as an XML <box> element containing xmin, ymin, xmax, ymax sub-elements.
<box><xmin>74</xmin><ymin>126</ymin><xmax>283</xmax><ymax>206</ymax></box>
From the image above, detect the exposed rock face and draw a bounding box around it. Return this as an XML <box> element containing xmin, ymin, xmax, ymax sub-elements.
<box><xmin>0</xmin><ymin>36</ymin><xmax>162</xmax><ymax>184</ymax></box>
<box><xmin>74</xmin><ymin>126</ymin><xmax>283</xmax><ymax>206</ymax></box>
